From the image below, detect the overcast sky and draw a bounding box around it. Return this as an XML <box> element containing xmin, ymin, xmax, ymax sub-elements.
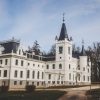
<box><xmin>0</xmin><ymin>0</ymin><xmax>100</xmax><ymax>52</ymax></box>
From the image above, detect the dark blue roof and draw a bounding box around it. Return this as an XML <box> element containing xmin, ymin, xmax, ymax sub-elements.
<box><xmin>0</xmin><ymin>39</ymin><xmax>20</xmax><ymax>54</ymax></box>
<box><xmin>80</xmin><ymin>45</ymin><xmax>87</xmax><ymax>56</ymax></box>
<box><xmin>59</xmin><ymin>23</ymin><xmax>69</xmax><ymax>40</ymax></box>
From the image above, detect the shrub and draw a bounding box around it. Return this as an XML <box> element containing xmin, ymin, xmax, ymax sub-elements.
<box><xmin>26</xmin><ymin>85</ymin><xmax>36</xmax><ymax>92</ymax></box>
<box><xmin>0</xmin><ymin>86</ymin><xmax>9</xmax><ymax>92</ymax></box>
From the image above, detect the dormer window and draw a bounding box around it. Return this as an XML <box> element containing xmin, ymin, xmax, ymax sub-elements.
<box><xmin>59</xmin><ymin>46</ymin><xmax>63</xmax><ymax>54</ymax></box>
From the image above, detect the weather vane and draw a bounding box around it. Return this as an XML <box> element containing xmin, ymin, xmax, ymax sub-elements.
<box><xmin>63</xmin><ymin>13</ymin><xmax>65</xmax><ymax>22</ymax></box>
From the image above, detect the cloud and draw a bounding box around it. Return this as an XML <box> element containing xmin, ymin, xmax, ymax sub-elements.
<box><xmin>0</xmin><ymin>0</ymin><xmax>100</xmax><ymax>51</ymax></box>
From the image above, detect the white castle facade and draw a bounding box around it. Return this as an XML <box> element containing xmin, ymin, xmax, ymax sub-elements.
<box><xmin>0</xmin><ymin>19</ymin><xmax>91</xmax><ymax>90</ymax></box>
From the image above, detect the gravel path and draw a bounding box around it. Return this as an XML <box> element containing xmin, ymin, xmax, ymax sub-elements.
<box><xmin>58</xmin><ymin>90</ymin><xmax>87</xmax><ymax>100</ymax></box>
<box><xmin>58</xmin><ymin>85</ymin><xmax>100</xmax><ymax>100</ymax></box>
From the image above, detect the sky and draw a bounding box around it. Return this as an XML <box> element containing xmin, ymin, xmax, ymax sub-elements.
<box><xmin>0</xmin><ymin>0</ymin><xmax>100</xmax><ymax>52</ymax></box>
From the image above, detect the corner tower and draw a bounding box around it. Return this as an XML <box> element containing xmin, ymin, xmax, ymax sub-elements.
<box><xmin>55</xmin><ymin>15</ymin><xmax>72</xmax><ymax>84</ymax></box>
<box><xmin>55</xmin><ymin>15</ymin><xmax>72</xmax><ymax>62</ymax></box>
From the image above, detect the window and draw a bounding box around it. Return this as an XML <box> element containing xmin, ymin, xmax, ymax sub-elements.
<box><xmin>20</xmin><ymin>71</ymin><xmax>23</xmax><ymax>78</ymax></box>
<box><xmin>83</xmin><ymin>75</ymin><xmax>85</xmax><ymax>81</ymax></box>
<box><xmin>69</xmin><ymin>64</ymin><xmax>71</xmax><ymax>69</ymax></box>
<box><xmin>5</xmin><ymin>59</ymin><xmax>8</xmax><ymax>65</ymax></box>
<box><xmin>68</xmin><ymin>47</ymin><xmax>70</xmax><ymax>54</ymax></box>
<box><xmin>46</xmin><ymin>65</ymin><xmax>49</xmax><ymax>69</ymax></box>
<box><xmin>37</xmin><ymin>82</ymin><xmax>39</xmax><ymax>86</ymax></box>
<box><xmin>19</xmin><ymin>50</ymin><xmax>21</xmax><ymax>55</ymax></box>
<box><xmin>48</xmin><ymin>81</ymin><xmax>50</xmax><ymax>84</ymax></box>
<box><xmin>0</xmin><ymin>70</ymin><xmax>1</xmax><ymax>77</ymax></box>
<box><xmin>37</xmin><ymin>71</ymin><xmax>39</xmax><ymax>79</ymax></box>
<box><xmin>73</xmin><ymin>74</ymin><xmax>74</xmax><ymax>81</ymax></box>
<box><xmin>0</xmin><ymin>60</ymin><xmax>2</xmax><ymax>64</ymax></box>
<box><xmin>33</xmin><ymin>64</ymin><xmax>35</xmax><ymax>66</ymax></box>
<box><xmin>78</xmin><ymin>74</ymin><xmax>80</xmax><ymax>81</ymax></box>
<box><xmin>28</xmin><ymin>63</ymin><xmax>30</xmax><ymax>66</ymax></box>
<box><xmin>61</xmin><ymin>81</ymin><xmax>63</xmax><ymax>84</ymax></box>
<box><xmin>88</xmin><ymin>69</ymin><xmax>89</xmax><ymax>73</ymax></box>
<box><xmin>83</xmin><ymin>67</ymin><xmax>85</xmax><ymax>71</ymax></box>
<box><xmin>14</xmin><ymin>70</ymin><xmax>18</xmax><ymax>78</ymax></box>
<box><xmin>52</xmin><ymin>81</ymin><xmax>55</xmax><ymax>84</ymax></box>
<box><xmin>59</xmin><ymin>64</ymin><xmax>62</xmax><ymax>69</ymax></box>
<box><xmin>32</xmin><ymin>82</ymin><xmax>34</xmax><ymax>85</ymax></box>
<box><xmin>77</xmin><ymin>65</ymin><xmax>80</xmax><ymax>70</ymax></box>
<box><xmin>52</xmin><ymin>64</ymin><xmax>55</xmax><ymax>69</ymax></box>
<box><xmin>69</xmin><ymin>73</ymin><xmax>71</xmax><ymax>80</ymax></box>
<box><xmin>27</xmin><ymin>70</ymin><xmax>30</xmax><ymax>78</ymax></box>
<box><xmin>57</xmin><ymin>81</ymin><xmax>59</xmax><ymax>84</ymax></box>
<box><xmin>15</xmin><ymin>59</ymin><xmax>18</xmax><ymax>65</ymax></box>
<box><xmin>88</xmin><ymin>76</ymin><xmax>90</xmax><ymax>81</ymax></box>
<box><xmin>42</xmin><ymin>72</ymin><xmax>44</xmax><ymax>79</ymax></box>
<box><xmin>4</xmin><ymin>70</ymin><xmax>7</xmax><ymax>77</ymax></box>
<box><xmin>42</xmin><ymin>82</ymin><xmax>44</xmax><ymax>85</ymax></box>
<box><xmin>48</xmin><ymin>74</ymin><xmax>51</xmax><ymax>79</ymax></box>
<box><xmin>59</xmin><ymin>46</ymin><xmax>63</xmax><ymax>54</ymax></box>
<box><xmin>21</xmin><ymin>60</ymin><xmax>23</xmax><ymax>66</ymax></box>
<box><xmin>20</xmin><ymin>81</ymin><xmax>22</xmax><ymax>85</ymax></box>
<box><xmin>14</xmin><ymin>81</ymin><xmax>17</xmax><ymax>85</ymax></box>
<box><xmin>32</xmin><ymin>71</ymin><xmax>35</xmax><ymax>79</ymax></box>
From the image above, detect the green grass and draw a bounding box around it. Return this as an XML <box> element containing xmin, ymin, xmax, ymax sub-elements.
<box><xmin>0</xmin><ymin>90</ymin><xmax>66</xmax><ymax>100</ymax></box>
<box><xmin>86</xmin><ymin>88</ymin><xmax>100</xmax><ymax>100</ymax></box>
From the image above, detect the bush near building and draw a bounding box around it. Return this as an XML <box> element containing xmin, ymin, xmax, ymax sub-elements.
<box><xmin>25</xmin><ymin>85</ymin><xmax>36</xmax><ymax>92</ymax></box>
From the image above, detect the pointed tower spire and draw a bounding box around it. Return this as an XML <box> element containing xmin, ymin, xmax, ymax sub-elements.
<box><xmin>80</xmin><ymin>40</ymin><xmax>86</xmax><ymax>56</ymax></box>
<box><xmin>58</xmin><ymin>13</ymin><xmax>69</xmax><ymax>41</ymax></box>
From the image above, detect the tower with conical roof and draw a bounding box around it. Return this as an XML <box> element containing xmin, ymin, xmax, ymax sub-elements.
<box><xmin>80</xmin><ymin>40</ymin><xmax>86</xmax><ymax>56</ymax></box>
<box><xmin>55</xmin><ymin>14</ymin><xmax>73</xmax><ymax>84</ymax></box>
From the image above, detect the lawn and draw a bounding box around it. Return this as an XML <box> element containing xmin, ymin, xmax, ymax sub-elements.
<box><xmin>0</xmin><ymin>90</ymin><xmax>66</xmax><ymax>100</ymax></box>
<box><xmin>86</xmin><ymin>88</ymin><xmax>100</xmax><ymax>100</ymax></box>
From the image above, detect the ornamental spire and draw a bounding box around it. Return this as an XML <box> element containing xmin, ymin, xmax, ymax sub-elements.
<box><xmin>63</xmin><ymin>13</ymin><xmax>65</xmax><ymax>23</ymax></box>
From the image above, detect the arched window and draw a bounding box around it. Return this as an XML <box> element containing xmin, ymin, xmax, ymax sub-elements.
<box><xmin>42</xmin><ymin>72</ymin><xmax>44</xmax><ymax>79</ymax></box>
<box><xmin>69</xmin><ymin>73</ymin><xmax>71</xmax><ymax>80</ymax></box>
<box><xmin>37</xmin><ymin>71</ymin><xmax>39</xmax><ymax>79</ymax></box>
<box><xmin>15</xmin><ymin>59</ymin><xmax>18</xmax><ymax>65</ymax></box>
<box><xmin>59</xmin><ymin>64</ymin><xmax>62</xmax><ymax>69</ymax></box>
<box><xmin>78</xmin><ymin>74</ymin><xmax>80</xmax><ymax>81</ymax></box>
<box><xmin>14</xmin><ymin>70</ymin><xmax>17</xmax><ymax>77</ymax></box>
<box><xmin>46</xmin><ymin>65</ymin><xmax>49</xmax><ymax>69</ymax></box>
<box><xmin>32</xmin><ymin>71</ymin><xmax>35</xmax><ymax>79</ymax></box>
<box><xmin>69</xmin><ymin>64</ymin><xmax>71</xmax><ymax>69</ymax></box>
<box><xmin>59</xmin><ymin>46</ymin><xmax>63</xmax><ymax>54</ymax></box>
<box><xmin>27</xmin><ymin>70</ymin><xmax>30</xmax><ymax>78</ymax></box>
<box><xmin>83</xmin><ymin>75</ymin><xmax>85</xmax><ymax>81</ymax></box>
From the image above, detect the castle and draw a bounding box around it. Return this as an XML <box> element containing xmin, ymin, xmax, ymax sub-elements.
<box><xmin>0</xmin><ymin>18</ymin><xmax>91</xmax><ymax>90</ymax></box>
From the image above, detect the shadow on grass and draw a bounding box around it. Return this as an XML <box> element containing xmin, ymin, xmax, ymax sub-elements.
<box><xmin>0</xmin><ymin>90</ymin><xmax>66</xmax><ymax>100</ymax></box>
<box><xmin>86</xmin><ymin>88</ymin><xmax>100</xmax><ymax>100</ymax></box>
